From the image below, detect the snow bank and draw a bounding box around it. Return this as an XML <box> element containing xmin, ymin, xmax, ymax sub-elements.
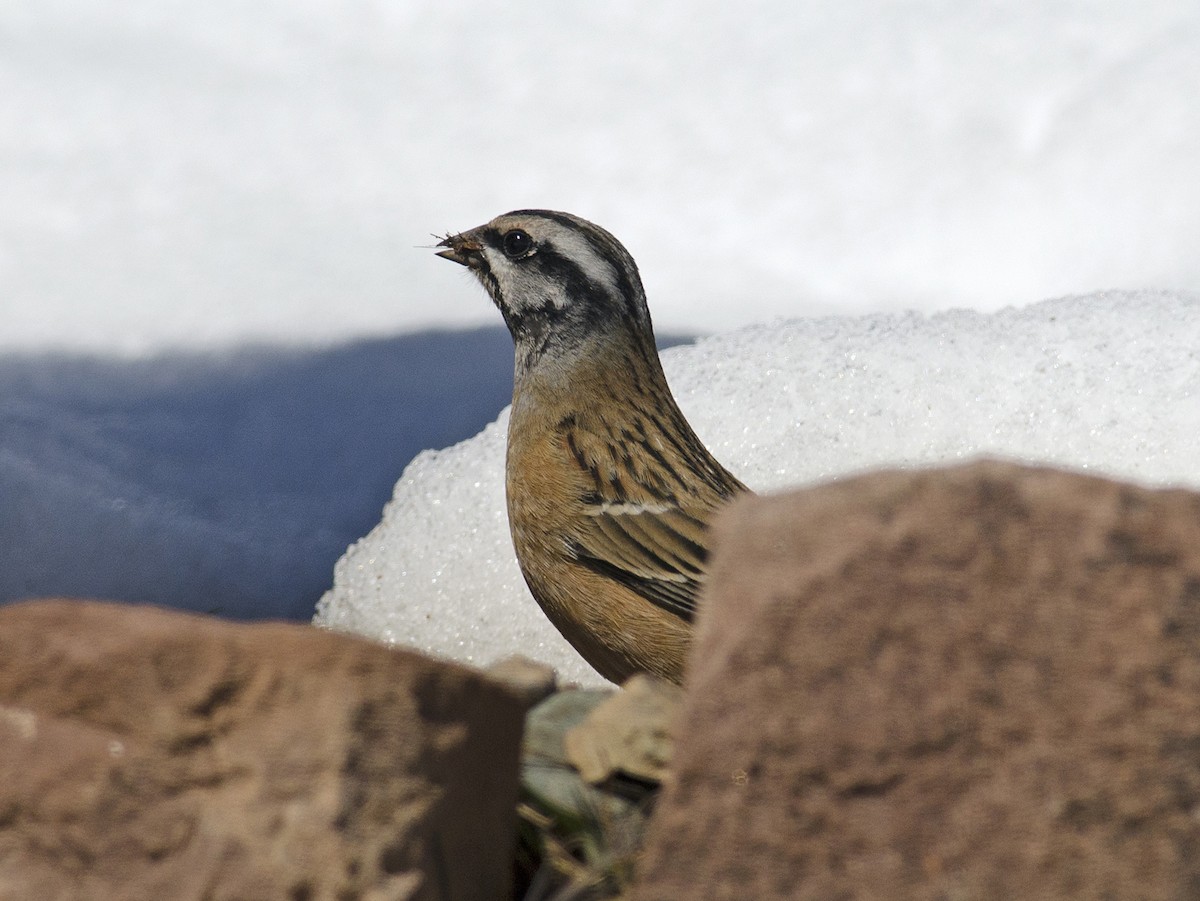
<box><xmin>5</xmin><ymin>2</ymin><xmax>1199</xmax><ymax>351</ymax></box>
<box><xmin>315</xmin><ymin>291</ymin><xmax>1200</xmax><ymax>684</ymax></box>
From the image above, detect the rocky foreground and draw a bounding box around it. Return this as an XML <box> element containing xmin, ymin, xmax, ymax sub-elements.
<box><xmin>3</xmin><ymin>460</ymin><xmax>1200</xmax><ymax>899</ymax></box>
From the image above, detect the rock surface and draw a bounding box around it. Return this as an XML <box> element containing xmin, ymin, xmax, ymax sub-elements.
<box><xmin>633</xmin><ymin>461</ymin><xmax>1200</xmax><ymax>900</ymax></box>
<box><xmin>486</xmin><ymin>654</ymin><xmax>559</xmax><ymax>709</ymax></box>
<box><xmin>521</xmin><ymin>688</ymin><xmax>622</xmax><ymax>821</ymax></box>
<box><xmin>0</xmin><ymin>599</ymin><xmax>524</xmax><ymax>901</ymax></box>
<box><xmin>565</xmin><ymin>675</ymin><xmax>681</xmax><ymax>786</ymax></box>
<box><xmin>517</xmin><ymin>681</ymin><xmax>671</xmax><ymax>899</ymax></box>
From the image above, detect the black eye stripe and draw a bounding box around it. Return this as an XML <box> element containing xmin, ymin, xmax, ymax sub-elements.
<box><xmin>519</xmin><ymin>215</ymin><xmax>645</xmax><ymax>325</ymax></box>
<box><xmin>477</xmin><ymin>212</ymin><xmax>655</xmax><ymax>361</ymax></box>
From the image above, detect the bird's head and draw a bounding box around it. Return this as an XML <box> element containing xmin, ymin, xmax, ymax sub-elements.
<box><xmin>437</xmin><ymin>210</ymin><xmax>655</xmax><ymax>363</ymax></box>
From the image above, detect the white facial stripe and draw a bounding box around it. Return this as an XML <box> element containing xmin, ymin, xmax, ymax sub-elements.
<box><xmin>482</xmin><ymin>217</ymin><xmax>626</xmax><ymax>318</ymax></box>
<box><xmin>544</xmin><ymin>224</ymin><xmax>622</xmax><ymax>298</ymax></box>
<box><xmin>477</xmin><ymin>243</ymin><xmax>565</xmax><ymax>317</ymax></box>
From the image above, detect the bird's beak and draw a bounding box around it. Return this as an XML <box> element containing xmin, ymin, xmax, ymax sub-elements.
<box><xmin>435</xmin><ymin>233</ymin><xmax>484</xmax><ymax>269</ymax></box>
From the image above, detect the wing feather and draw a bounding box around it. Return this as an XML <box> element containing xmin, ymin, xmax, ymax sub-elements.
<box><xmin>571</xmin><ymin>503</ymin><xmax>715</xmax><ymax>623</ymax></box>
<box><xmin>557</xmin><ymin>406</ymin><xmax>748</xmax><ymax>624</ymax></box>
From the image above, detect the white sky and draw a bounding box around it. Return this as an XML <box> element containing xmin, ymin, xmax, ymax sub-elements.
<box><xmin>4</xmin><ymin>1</ymin><xmax>1199</xmax><ymax>352</ymax></box>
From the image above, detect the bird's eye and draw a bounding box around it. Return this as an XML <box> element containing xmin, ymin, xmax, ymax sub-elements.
<box><xmin>502</xmin><ymin>229</ymin><xmax>533</xmax><ymax>259</ymax></box>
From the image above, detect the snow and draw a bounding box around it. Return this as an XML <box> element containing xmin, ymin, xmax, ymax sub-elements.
<box><xmin>3</xmin><ymin>2</ymin><xmax>1199</xmax><ymax>671</ymax></box>
<box><xmin>315</xmin><ymin>291</ymin><xmax>1200</xmax><ymax>685</ymax></box>
<box><xmin>4</xmin><ymin>1</ymin><xmax>1199</xmax><ymax>352</ymax></box>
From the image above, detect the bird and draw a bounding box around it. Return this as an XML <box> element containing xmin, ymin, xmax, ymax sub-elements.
<box><xmin>436</xmin><ymin>210</ymin><xmax>748</xmax><ymax>684</ymax></box>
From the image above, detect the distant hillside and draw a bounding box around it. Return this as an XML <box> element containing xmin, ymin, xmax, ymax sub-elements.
<box><xmin>0</xmin><ymin>328</ymin><xmax>692</xmax><ymax>620</ymax></box>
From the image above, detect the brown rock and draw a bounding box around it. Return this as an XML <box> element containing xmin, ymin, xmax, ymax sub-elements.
<box><xmin>486</xmin><ymin>654</ymin><xmax>559</xmax><ymax>708</ymax></box>
<box><xmin>564</xmin><ymin>674</ymin><xmax>682</xmax><ymax>785</ymax></box>
<box><xmin>0</xmin><ymin>599</ymin><xmax>524</xmax><ymax>901</ymax></box>
<box><xmin>633</xmin><ymin>461</ymin><xmax>1200</xmax><ymax>900</ymax></box>
<box><xmin>520</xmin><ymin>688</ymin><xmax>625</xmax><ymax>821</ymax></box>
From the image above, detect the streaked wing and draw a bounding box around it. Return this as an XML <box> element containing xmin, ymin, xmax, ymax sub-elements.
<box><xmin>568</xmin><ymin>503</ymin><xmax>714</xmax><ymax>623</ymax></box>
<box><xmin>556</xmin><ymin>405</ymin><xmax>748</xmax><ymax>624</ymax></box>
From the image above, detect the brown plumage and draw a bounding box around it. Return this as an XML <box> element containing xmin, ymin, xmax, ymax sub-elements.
<box><xmin>437</xmin><ymin>210</ymin><xmax>747</xmax><ymax>684</ymax></box>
